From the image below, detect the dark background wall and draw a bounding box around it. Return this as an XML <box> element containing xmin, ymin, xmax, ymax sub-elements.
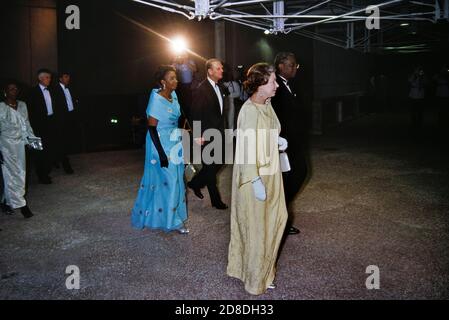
<box><xmin>2</xmin><ymin>0</ymin><xmax>447</xmax><ymax>151</ymax></box>
<box><xmin>57</xmin><ymin>0</ymin><xmax>215</xmax><ymax>95</ymax></box>
<box><xmin>55</xmin><ymin>0</ymin><xmax>217</xmax><ymax>151</ymax></box>
<box><xmin>0</xmin><ymin>0</ymin><xmax>58</xmax><ymax>86</ymax></box>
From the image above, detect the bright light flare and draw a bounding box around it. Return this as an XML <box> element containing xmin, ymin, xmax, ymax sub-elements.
<box><xmin>171</xmin><ymin>37</ymin><xmax>188</xmax><ymax>55</ymax></box>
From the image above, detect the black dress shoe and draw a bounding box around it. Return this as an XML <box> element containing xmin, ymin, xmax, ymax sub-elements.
<box><xmin>187</xmin><ymin>182</ymin><xmax>204</xmax><ymax>199</ymax></box>
<box><xmin>38</xmin><ymin>176</ymin><xmax>52</xmax><ymax>184</ymax></box>
<box><xmin>287</xmin><ymin>226</ymin><xmax>300</xmax><ymax>235</ymax></box>
<box><xmin>212</xmin><ymin>202</ymin><xmax>228</xmax><ymax>210</ymax></box>
<box><xmin>2</xmin><ymin>204</ymin><xmax>14</xmax><ymax>215</ymax></box>
<box><xmin>20</xmin><ymin>206</ymin><xmax>34</xmax><ymax>219</ymax></box>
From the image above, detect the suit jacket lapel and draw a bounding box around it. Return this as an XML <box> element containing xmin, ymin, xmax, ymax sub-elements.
<box><xmin>36</xmin><ymin>86</ymin><xmax>48</xmax><ymax>116</ymax></box>
<box><xmin>206</xmin><ymin>80</ymin><xmax>222</xmax><ymax>117</ymax></box>
<box><xmin>277</xmin><ymin>75</ymin><xmax>296</xmax><ymax>98</ymax></box>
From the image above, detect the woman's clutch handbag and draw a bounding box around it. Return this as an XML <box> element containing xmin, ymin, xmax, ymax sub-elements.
<box><xmin>27</xmin><ymin>137</ymin><xmax>43</xmax><ymax>151</ymax></box>
<box><xmin>279</xmin><ymin>152</ymin><xmax>291</xmax><ymax>172</ymax></box>
<box><xmin>185</xmin><ymin>162</ymin><xmax>202</xmax><ymax>182</ymax></box>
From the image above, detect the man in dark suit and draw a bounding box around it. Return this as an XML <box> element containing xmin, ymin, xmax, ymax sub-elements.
<box><xmin>52</xmin><ymin>71</ymin><xmax>77</xmax><ymax>174</ymax></box>
<box><xmin>187</xmin><ymin>58</ymin><xmax>228</xmax><ymax>210</ymax></box>
<box><xmin>271</xmin><ymin>52</ymin><xmax>309</xmax><ymax>235</ymax></box>
<box><xmin>27</xmin><ymin>68</ymin><xmax>58</xmax><ymax>184</ymax></box>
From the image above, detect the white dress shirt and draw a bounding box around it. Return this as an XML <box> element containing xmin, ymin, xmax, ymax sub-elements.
<box><xmin>207</xmin><ymin>77</ymin><xmax>223</xmax><ymax>114</ymax></box>
<box><xmin>279</xmin><ymin>75</ymin><xmax>293</xmax><ymax>94</ymax></box>
<box><xmin>39</xmin><ymin>83</ymin><xmax>53</xmax><ymax>116</ymax></box>
<box><xmin>59</xmin><ymin>82</ymin><xmax>74</xmax><ymax>112</ymax></box>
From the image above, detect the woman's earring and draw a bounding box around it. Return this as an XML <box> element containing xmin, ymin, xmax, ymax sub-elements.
<box><xmin>162</xmin><ymin>83</ymin><xmax>166</xmax><ymax>90</ymax></box>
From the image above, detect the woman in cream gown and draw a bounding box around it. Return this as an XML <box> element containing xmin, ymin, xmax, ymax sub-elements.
<box><xmin>0</xmin><ymin>81</ymin><xmax>38</xmax><ymax>218</ymax></box>
<box><xmin>227</xmin><ymin>63</ymin><xmax>288</xmax><ymax>295</ymax></box>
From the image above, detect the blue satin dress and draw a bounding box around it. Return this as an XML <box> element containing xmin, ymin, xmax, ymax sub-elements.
<box><xmin>131</xmin><ymin>89</ymin><xmax>187</xmax><ymax>231</ymax></box>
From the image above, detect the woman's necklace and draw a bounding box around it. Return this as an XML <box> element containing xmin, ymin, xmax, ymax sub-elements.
<box><xmin>5</xmin><ymin>100</ymin><xmax>18</xmax><ymax>108</ymax></box>
<box><xmin>161</xmin><ymin>91</ymin><xmax>173</xmax><ymax>103</ymax></box>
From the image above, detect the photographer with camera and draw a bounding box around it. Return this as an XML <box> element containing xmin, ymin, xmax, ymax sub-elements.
<box><xmin>408</xmin><ymin>66</ymin><xmax>429</xmax><ymax>134</ymax></box>
<box><xmin>172</xmin><ymin>53</ymin><xmax>197</xmax><ymax>119</ymax></box>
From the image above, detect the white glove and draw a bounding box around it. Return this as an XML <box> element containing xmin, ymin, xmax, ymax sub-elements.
<box><xmin>251</xmin><ymin>176</ymin><xmax>266</xmax><ymax>201</ymax></box>
<box><xmin>278</xmin><ymin>136</ymin><xmax>288</xmax><ymax>152</ymax></box>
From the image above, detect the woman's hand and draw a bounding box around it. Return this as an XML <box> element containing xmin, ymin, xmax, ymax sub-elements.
<box><xmin>278</xmin><ymin>136</ymin><xmax>288</xmax><ymax>151</ymax></box>
<box><xmin>160</xmin><ymin>154</ymin><xmax>169</xmax><ymax>168</ymax></box>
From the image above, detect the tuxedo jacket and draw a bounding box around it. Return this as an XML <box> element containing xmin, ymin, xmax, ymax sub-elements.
<box><xmin>51</xmin><ymin>83</ymin><xmax>79</xmax><ymax>122</ymax></box>
<box><xmin>271</xmin><ymin>74</ymin><xmax>308</xmax><ymax>148</ymax></box>
<box><xmin>27</xmin><ymin>85</ymin><xmax>57</xmax><ymax>139</ymax></box>
<box><xmin>190</xmin><ymin>79</ymin><xmax>227</xmax><ymax>136</ymax></box>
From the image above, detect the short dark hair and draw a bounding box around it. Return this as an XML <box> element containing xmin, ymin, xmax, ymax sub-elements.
<box><xmin>37</xmin><ymin>68</ymin><xmax>52</xmax><ymax>76</ymax></box>
<box><xmin>274</xmin><ymin>52</ymin><xmax>296</xmax><ymax>72</ymax></box>
<box><xmin>205</xmin><ymin>58</ymin><xmax>222</xmax><ymax>72</ymax></box>
<box><xmin>58</xmin><ymin>71</ymin><xmax>71</xmax><ymax>78</ymax></box>
<box><xmin>154</xmin><ymin>65</ymin><xmax>176</xmax><ymax>86</ymax></box>
<box><xmin>243</xmin><ymin>63</ymin><xmax>275</xmax><ymax>96</ymax></box>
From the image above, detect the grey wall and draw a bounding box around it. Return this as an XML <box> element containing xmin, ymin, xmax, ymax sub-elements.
<box><xmin>0</xmin><ymin>0</ymin><xmax>58</xmax><ymax>86</ymax></box>
<box><xmin>313</xmin><ymin>40</ymin><xmax>374</xmax><ymax>100</ymax></box>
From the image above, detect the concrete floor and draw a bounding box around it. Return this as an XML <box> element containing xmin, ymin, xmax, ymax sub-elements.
<box><xmin>1</xmin><ymin>112</ymin><xmax>448</xmax><ymax>300</ymax></box>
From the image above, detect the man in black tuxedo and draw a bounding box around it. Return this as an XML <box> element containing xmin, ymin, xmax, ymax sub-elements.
<box><xmin>52</xmin><ymin>71</ymin><xmax>77</xmax><ymax>174</ymax></box>
<box><xmin>187</xmin><ymin>58</ymin><xmax>228</xmax><ymax>210</ymax></box>
<box><xmin>27</xmin><ymin>68</ymin><xmax>58</xmax><ymax>184</ymax></box>
<box><xmin>271</xmin><ymin>52</ymin><xmax>309</xmax><ymax>235</ymax></box>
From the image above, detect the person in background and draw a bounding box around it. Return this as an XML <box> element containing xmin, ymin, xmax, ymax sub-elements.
<box><xmin>27</xmin><ymin>68</ymin><xmax>57</xmax><ymax>184</ymax></box>
<box><xmin>408</xmin><ymin>66</ymin><xmax>429</xmax><ymax>134</ymax></box>
<box><xmin>271</xmin><ymin>52</ymin><xmax>306</xmax><ymax>236</ymax></box>
<box><xmin>227</xmin><ymin>63</ymin><xmax>288</xmax><ymax>295</ymax></box>
<box><xmin>0</xmin><ymin>80</ymin><xmax>37</xmax><ymax>218</ymax></box>
<box><xmin>222</xmin><ymin>66</ymin><xmax>242</xmax><ymax>131</ymax></box>
<box><xmin>52</xmin><ymin>71</ymin><xmax>77</xmax><ymax>174</ymax></box>
<box><xmin>131</xmin><ymin>65</ymin><xmax>189</xmax><ymax>234</ymax></box>
<box><xmin>0</xmin><ymin>148</ymin><xmax>3</xmax><ymax>230</ymax></box>
<box><xmin>433</xmin><ymin>65</ymin><xmax>449</xmax><ymax>133</ymax></box>
<box><xmin>1</xmin><ymin>149</ymin><xmax>5</xmax><ymax>218</ymax></box>
<box><xmin>173</xmin><ymin>53</ymin><xmax>197</xmax><ymax>119</ymax></box>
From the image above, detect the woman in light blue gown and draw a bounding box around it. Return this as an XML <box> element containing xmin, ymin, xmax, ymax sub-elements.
<box><xmin>131</xmin><ymin>66</ymin><xmax>188</xmax><ymax>233</ymax></box>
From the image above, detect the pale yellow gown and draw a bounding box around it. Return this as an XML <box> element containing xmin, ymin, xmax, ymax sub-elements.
<box><xmin>227</xmin><ymin>99</ymin><xmax>288</xmax><ymax>295</ymax></box>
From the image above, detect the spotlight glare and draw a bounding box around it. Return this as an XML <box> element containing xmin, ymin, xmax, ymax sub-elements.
<box><xmin>171</xmin><ymin>37</ymin><xmax>188</xmax><ymax>55</ymax></box>
<box><xmin>264</xmin><ymin>30</ymin><xmax>270</xmax><ymax>35</ymax></box>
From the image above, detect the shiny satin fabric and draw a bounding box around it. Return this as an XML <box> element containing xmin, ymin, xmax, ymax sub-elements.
<box><xmin>0</xmin><ymin>101</ymin><xmax>38</xmax><ymax>209</ymax></box>
<box><xmin>227</xmin><ymin>100</ymin><xmax>288</xmax><ymax>295</ymax></box>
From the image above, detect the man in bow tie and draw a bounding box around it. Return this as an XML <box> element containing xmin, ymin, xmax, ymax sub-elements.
<box><xmin>27</xmin><ymin>68</ymin><xmax>58</xmax><ymax>184</ymax></box>
<box><xmin>187</xmin><ymin>58</ymin><xmax>228</xmax><ymax>210</ymax></box>
<box><xmin>271</xmin><ymin>52</ymin><xmax>309</xmax><ymax>236</ymax></box>
<box><xmin>52</xmin><ymin>71</ymin><xmax>78</xmax><ymax>174</ymax></box>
